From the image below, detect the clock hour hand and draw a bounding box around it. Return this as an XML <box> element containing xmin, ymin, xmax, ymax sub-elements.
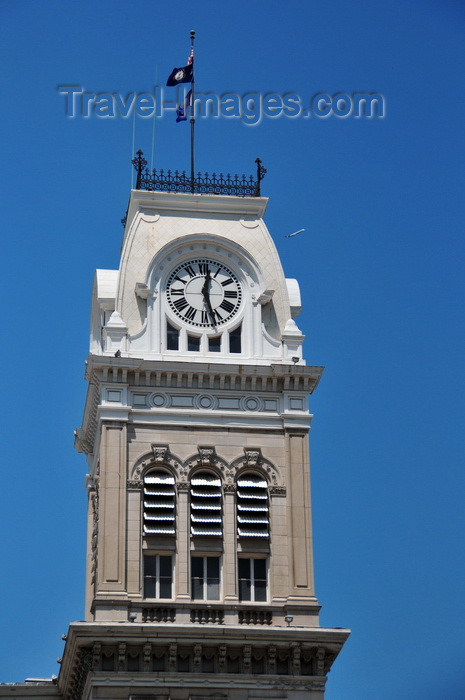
<box><xmin>201</xmin><ymin>267</ymin><xmax>211</xmax><ymax>298</ymax></box>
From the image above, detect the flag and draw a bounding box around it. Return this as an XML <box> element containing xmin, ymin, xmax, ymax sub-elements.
<box><xmin>166</xmin><ymin>63</ymin><xmax>193</xmax><ymax>86</ymax></box>
<box><xmin>176</xmin><ymin>89</ymin><xmax>192</xmax><ymax>122</ymax></box>
<box><xmin>166</xmin><ymin>46</ymin><xmax>194</xmax><ymax>86</ymax></box>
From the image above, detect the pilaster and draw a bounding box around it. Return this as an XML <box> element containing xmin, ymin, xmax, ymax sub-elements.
<box><xmin>95</xmin><ymin>421</ymin><xmax>128</xmax><ymax>608</ymax></box>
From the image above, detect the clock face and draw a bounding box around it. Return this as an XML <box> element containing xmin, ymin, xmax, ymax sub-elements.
<box><xmin>166</xmin><ymin>258</ymin><xmax>242</xmax><ymax>327</ymax></box>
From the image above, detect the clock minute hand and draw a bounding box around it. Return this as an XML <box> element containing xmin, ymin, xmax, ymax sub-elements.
<box><xmin>201</xmin><ymin>269</ymin><xmax>216</xmax><ymax>324</ymax></box>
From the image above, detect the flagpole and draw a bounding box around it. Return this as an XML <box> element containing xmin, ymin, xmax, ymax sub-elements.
<box><xmin>190</xmin><ymin>29</ymin><xmax>195</xmax><ymax>193</ymax></box>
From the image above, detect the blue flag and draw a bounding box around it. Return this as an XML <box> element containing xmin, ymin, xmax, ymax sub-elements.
<box><xmin>176</xmin><ymin>90</ymin><xmax>192</xmax><ymax>122</ymax></box>
<box><xmin>167</xmin><ymin>46</ymin><xmax>194</xmax><ymax>86</ymax></box>
<box><xmin>166</xmin><ymin>63</ymin><xmax>193</xmax><ymax>86</ymax></box>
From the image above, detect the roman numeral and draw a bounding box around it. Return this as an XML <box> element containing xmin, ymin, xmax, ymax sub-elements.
<box><xmin>224</xmin><ymin>290</ymin><xmax>238</xmax><ymax>298</ymax></box>
<box><xmin>174</xmin><ymin>297</ymin><xmax>188</xmax><ymax>312</ymax></box>
<box><xmin>220</xmin><ymin>299</ymin><xmax>234</xmax><ymax>313</ymax></box>
<box><xmin>221</xmin><ymin>277</ymin><xmax>234</xmax><ymax>287</ymax></box>
<box><xmin>170</xmin><ymin>288</ymin><xmax>184</xmax><ymax>296</ymax></box>
<box><xmin>201</xmin><ymin>310</ymin><xmax>209</xmax><ymax>324</ymax></box>
<box><xmin>184</xmin><ymin>305</ymin><xmax>197</xmax><ymax>321</ymax></box>
<box><xmin>174</xmin><ymin>275</ymin><xmax>186</xmax><ymax>285</ymax></box>
<box><xmin>198</xmin><ymin>262</ymin><xmax>209</xmax><ymax>275</ymax></box>
<box><xmin>184</xmin><ymin>265</ymin><xmax>196</xmax><ymax>278</ymax></box>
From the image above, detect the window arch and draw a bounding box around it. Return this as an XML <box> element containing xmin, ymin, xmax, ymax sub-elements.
<box><xmin>236</xmin><ymin>472</ymin><xmax>269</xmax><ymax>538</ymax></box>
<box><xmin>190</xmin><ymin>471</ymin><xmax>222</xmax><ymax>537</ymax></box>
<box><xmin>143</xmin><ymin>469</ymin><xmax>176</xmax><ymax>535</ymax></box>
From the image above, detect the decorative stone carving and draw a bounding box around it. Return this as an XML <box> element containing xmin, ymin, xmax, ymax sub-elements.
<box><xmin>198</xmin><ymin>446</ymin><xmax>215</xmax><ymax>465</ymax></box>
<box><xmin>193</xmin><ymin>644</ymin><xmax>202</xmax><ymax>670</ymax></box>
<box><xmin>229</xmin><ymin>450</ymin><xmax>282</xmax><ymax>490</ymax></box>
<box><xmin>131</xmin><ymin>446</ymin><xmax>183</xmax><ymax>486</ymax></box>
<box><xmin>118</xmin><ymin>643</ymin><xmax>126</xmax><ymax>670</ymax></box>
<box><xmin>268</xmin><ymin>645</ymin><xmax>277</xmax><ymax>673</ymax></box>
<box><xmin>291</xmin><ymin>644</ymin><xmax>301</xmax><ymax>674</ymax></box>
<box><xmin>243</xmin><ymin>645</ymin><xmax>252</xmax><ymax>673</ymax></box>
<box><xmin>168</xmin><ymin>644</ymin><xmax>177</xmax><ymax>672</ymax></box>
<box><xmin>270</xmin><ymin>485</ymin><xmax>286</xmax><ymax>496</ymax></box>
<box><xmin>66</xmin><ymin>639</ymin><xmax>342</xmax><ymax>693</ymax></box>
<box><xmin>143</xmin><ymin>643</ymin><xmax>151</xmax><ymax>672</ymax></box>
<box><xmin>152</xmin><ymin>444</ymin><xmax>169</xmax><ymax>463</ymax></box>
<box><xmin>149</xmin><ymin>392</ymin><xmax>170</xmax><ymax>409</ymax></box>
<box><xmin>194</xmin><ymin>394</ymin><xmax>218</xmax><ymax>410</ymax></box>
<box><xmin>218</xmin><ymin>645</ymin><xmax>226</xmax><ymax>671</ymax></box>
<box><xmin>184</xmin><ymin>448</ymin><xmax>227</xmax><ymax>477</ymax></box>
<box><xmin>223</xmin><ymin>483</ymin><xmax>236</xmax><ymax>493</ymax></box>
<box><xmin>176</xmin><ymin>482</ymin><xmax>189</xmax><ymax>492</ymax></box>
<box><xmin>127</xmin><ymin>480</ymin><xmax>143</xmax><ymax>489</ymax></box>
<box><xmin>92</xmin><ymin>643</ymin><xmax>101</xmax><ymax>671</ymax></box>
<box><xmin>90</xmin><ymin>490</ymin><xmax>99</xmax><ymax>585</ymax></box>
<box><xmin>316</xmin><ymin>647</ymin><xmax>325</xmax><ymax>676</ymax></box>
<box><xmin>244</xmin><ymin>448</ymin><xmax>262</xmax><ymax>466</ymax></box>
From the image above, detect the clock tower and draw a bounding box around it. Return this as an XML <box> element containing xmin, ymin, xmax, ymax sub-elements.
<box><xmin>60</xmin><ymin>156</ymin><xmax>349</xmax><ymax>699</ymax></box>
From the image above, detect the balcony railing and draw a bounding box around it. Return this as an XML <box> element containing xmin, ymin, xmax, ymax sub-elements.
<box><xmin>131</xmin><ymin>151</ymin><xmax>266</xmax><ymax>197</ymax></box>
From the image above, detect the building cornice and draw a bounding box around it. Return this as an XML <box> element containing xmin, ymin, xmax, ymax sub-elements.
<box><xmin>124</xmin><ymin>190</ymin><xmax>269</xmax><ymax>239</ymax></box>
<box><xmin>75</xmin><ymin>355</ymin><xmax>323</xmax><ymax>456</ymax></box>
<box><xmin>84</xmin><ymin>355</ymin><xmax>323</xmax><ymax>390</ymax></box>
<box><xmin>59</xmin><ymin>622</ymin><xmax>350</xmax><ymax>700</ymax></box>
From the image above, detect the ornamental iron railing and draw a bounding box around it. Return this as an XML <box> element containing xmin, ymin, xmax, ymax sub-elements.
<box><xmin>131</xmin><ymin>150</ymin><xmax>266</xmax><ymax>197</ymax></box>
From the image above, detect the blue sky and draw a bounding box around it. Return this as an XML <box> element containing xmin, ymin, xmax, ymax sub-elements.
<box><xmin>0</xmin><ymin>1</ymin><xmax>464</xmax><ymax>698</ymax></box>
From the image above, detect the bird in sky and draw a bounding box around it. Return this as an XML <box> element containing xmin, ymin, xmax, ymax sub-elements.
<box><xmin>284</xmin><ymin>228</ymin><xmax>305</xmax><ymax>238</ymax></box>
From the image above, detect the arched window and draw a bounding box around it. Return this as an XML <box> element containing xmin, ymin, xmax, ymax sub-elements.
<box><xmin>236</xmin><ymin>473</ymin><xmax>269</xmax><ymax>538</ymax></box>
<box><xmin>143</xmin><ymin>470</ymin><xmax>176</xmax><ymax>535</ymax></box>
<box><xmin>190</xmin><ymin>471</ymin><xmax>222</xmax><ymax>537</ymax></box>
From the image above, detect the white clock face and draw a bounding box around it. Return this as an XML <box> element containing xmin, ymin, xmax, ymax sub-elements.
<box><xmin>166</xmin><ymin>258</ymin><xmax>242</xmax><ymax>327</ymax></box>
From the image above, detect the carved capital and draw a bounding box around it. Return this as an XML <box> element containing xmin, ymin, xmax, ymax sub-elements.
<box><xmin>223</xmin><ymin>483</ymin><xmax>236</xmax><ymax>493</ymax></box>
<box><xmin>127</xmin><ymin>480</ymin><xmax>143</xmax><ymax>490</ymax></box>
<box><xmin>176</xmin><ymin>482</ymin><xmax>189</xmax><ymax>492</ymax></box>
<box><xmin>270</xmin><ymin>485</ymin><xmax>286</xmax><ymax>496</ymax></box>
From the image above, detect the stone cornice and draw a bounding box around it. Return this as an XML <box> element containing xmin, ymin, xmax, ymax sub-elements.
<box><xmin>84</xmin><ymin>355</ymin><xmax>323</xmax><ymax>392</ymax></box>
<box><xmin>76</xmin><ymin>355</ymin><xmax>322</xmax><ymax>456</ymax></box>
<box><xmin>124</xmin><ymin>190</ymin><xmax>269</xmax><ymax>240</ymax></box>
<box><xmin>59</xmin><ymin>622</ymin><xmax>349</xmax><ymax>699</ymax></box>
